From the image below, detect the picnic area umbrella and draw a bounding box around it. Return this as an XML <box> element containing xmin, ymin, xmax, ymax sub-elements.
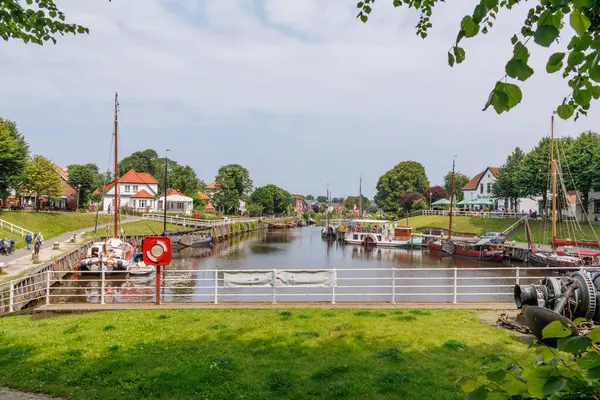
<box><xmin>431</xmin><ymin>198</ymin><xmax>451</xmax><ymax>206</ymax></box>
<box><xmin>473</xmin><ymin>199</ymin><xmax>495</xmax><ymax>205</ymax></box>
<box><xmin>455</xmin><ymin>199</ymin><xmax>471</xmax><ymax>206</ymax></box>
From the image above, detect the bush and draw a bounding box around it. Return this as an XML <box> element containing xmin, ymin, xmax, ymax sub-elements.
<box><xmin>461</xmin><ymin>319</ymin><xmax>600</xmax><ymax>399</ymax></box>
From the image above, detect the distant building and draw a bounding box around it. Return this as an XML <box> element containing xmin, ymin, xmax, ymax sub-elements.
<box><xmin>197</xmin><ymin>191</ymin><xmax>215</xmax><ymax>211</ymax></box>
<box><xmin>103</xmin><ymin>169</ymin><xmax>159</xmax><ymax>213</ymax></box>
<box><xmin>462</xmin><ymin>166</ymin><xmax>539</xmax><ymax>212</ymax></box>
<box><xmin>156</xmin><ymin>189</ymin><xmax>194</xmax><ymax>216</ymax></box>
<box><xmin>291</xmin><ymin>194</ymin><xmax>310</xmax><ymax>214</ymax></box>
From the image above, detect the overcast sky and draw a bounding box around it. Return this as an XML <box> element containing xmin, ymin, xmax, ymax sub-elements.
<box><xmin>1</xmin><ymin>0</ymin><xmax>598</xmax><ymax>198</ymax></box>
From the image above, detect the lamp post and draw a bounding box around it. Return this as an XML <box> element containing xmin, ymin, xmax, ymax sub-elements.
<box><xmin>76</xmin><ymin>184</ymin><xmax>81</xmax><ymax>212</ymax></box>
<box><xmin>163</xmin><ymin>149</ymin><xmax>171</xmax><ymax>235</ymax></box>
<box><xmin>429</xmin><ymin>192</ymin><xmax>432</xmax><ymax>209</ymax></box>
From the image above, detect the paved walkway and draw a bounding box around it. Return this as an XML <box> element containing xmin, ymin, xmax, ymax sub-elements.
<box><xmin>0</xmin><ymin>217</ymin><xmax>140</xmax><ymax>283</ymax></box>
<box><xmin>0</xmin><ymin>388</ymin><xmax>63</xmax><ymax>400</ymax></box>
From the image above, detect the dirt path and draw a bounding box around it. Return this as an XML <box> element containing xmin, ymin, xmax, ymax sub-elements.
<box><xmin>0</xmin><ymin>388</ymin><xmax>65</xmax><ymax>400</ymax></box>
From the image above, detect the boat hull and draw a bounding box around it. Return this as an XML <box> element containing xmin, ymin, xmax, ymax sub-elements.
<box><xmin>527</xmin><ymin>251</ymin><xmax>581</xmax><ymax>269</ymax></box>
<box><xmin>345</xmin><ymin>237</ymin><xmax>425</xmax><ymax>248</ymax></box>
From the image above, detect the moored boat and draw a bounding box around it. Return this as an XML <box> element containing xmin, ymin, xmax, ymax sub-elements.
<box><xmin>431</xmin><ymin>239</ymin><xmax>504</xmax><ymax>262</ymax></box>
<box><xmin>78</xmin><ymin>238</ymin><xmax>135</xmax><ymax>273</ymax></box>
<box><xmin>344</xmin><ymin>220</ymin><xmax>426</xmax><ymax>248</ymax></box>
<box><xmin>127</xmin><ymin>253</ymin><xmax>156</xmax><ymax>275</ymax></box>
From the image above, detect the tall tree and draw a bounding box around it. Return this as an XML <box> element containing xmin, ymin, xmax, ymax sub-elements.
<box><xmin>305</xmin><ymin>194</ymin><xmax>314</xmax><ymax>201</ymax></box>
<box><xmin>169</xmin><ymin>165</ymin><xmax>202</xmax><ymax>197</ymax></box>
<box><xmin>344</xmin><ymin>195</ymin><xmax>370</xmax><ymax>211</ymax></box>
<box><xmin>0</xmin><ymin>118</ymin><xmax>29</xmax><ymax>201</ymax></box>
<box><xmin>400</xmin><ymin>193</ymin><xmax>426</xmax><ymax>212</ymax></box>
<box><xmin>66</xmin><ymin>164</ymin><xmax>98</xmax><ymax>207</ymax></box>
<box><xmin>316</xmin><ymin>195</ymin><xmax>328</xmax><ymax>203</ymax></box>
<box><xmin>517</xmin><ymin>137</ymin><xmax>553</xmax><ymax>210</ymax></box>
<box><xmin>154</xmin><ymin>157</ymin><xmax>178</xmax><ymax>195</ymax></box>
<box><xmin>375</xmin><ymin>161</ymin><xmax>430</xmax><ymax>213</ymax></box>
<box><xmin>212</xmin><ymin>164</ymin><xmax>253</xmax><ymax>214</ymax></box>
<box><xmin>250</xmin><ymin>184</ymin><xmax>292</xmax><ymax>214</ymax></box>
<box><xmin>423</xmin><ymin>186</ymin><xmax>448</xmax><ymax>206</ymax></box>
<box><xmin>0</xmin><ymin>0</ymin><xmax>90</xmax><ymax>45</ymax></box>
<box><xmin>357</xmin><ymin>1</ymin><xmax>600</xmax><ymax>120</ymax></box>
<box><xmin>492</xmin><ymin>147</ymin><xmax>525</xmax><ymax>209</ymax></box>
<box><xmin>331</xmin><ymin>197</ymin><xmax>345</xmax><ymax>203</ymax></box>
<box><xmin>118</xmin><ymin>149</ymin><xmax>159</xmax><ymax>177</ymax></box>
<box><xmin>22</xmin><ymin>155</ymin><xmax>62</xmax><ymax>210</ymax></box>
<box><xmin>443</xmin><ymin>171</ymin><xmax>470</xmax><ymax>201</ymax></box>
<box><xmin>564</xmin><ymin>131</ymin><xmax>600</xmax><ymax>214</ymax></box>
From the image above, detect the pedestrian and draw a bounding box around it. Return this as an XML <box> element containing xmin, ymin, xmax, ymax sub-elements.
<box><xmin>108</xmin><ymin>204</ymin><xmax>111</xmax><ymax>215</ymax></box>
<box><xmin>25</xmin><ymin>232</ymin><xmax>32</xmax><ymax>250</ymax></box>
<box><xmin>7</xmin><ymin>238</ymin><xmax>15</xmax><ymax>254</ymax></box>
<box><xmin>35</xmin><ymin>232</ymin><xmax>44</xmax><ymax>249</ymax></box>
<box><xmin>0</xmin><ymin>239</ymin><xmax>5</xmax><ymax>256</ymax></box>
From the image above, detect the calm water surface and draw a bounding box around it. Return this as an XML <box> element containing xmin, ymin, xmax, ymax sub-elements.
<box><xmin>54</xmin><ymin>227</ymin><xmax>545</xmax><ymax>304</ymax></box>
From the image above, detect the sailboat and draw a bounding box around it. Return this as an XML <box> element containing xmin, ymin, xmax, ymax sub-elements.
<box><xmin>525</xmin><ymin>113</ymin><xmax>600</xmax><ymax>268</ymax></box>
<box><xmin>78</xmin><ymin>93</ymin><xmax>150</xmax><ymax>274</ymax></box>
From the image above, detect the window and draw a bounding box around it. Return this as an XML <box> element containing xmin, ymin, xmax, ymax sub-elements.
<box><xmin>353</xmin><ymin>234</ymin><xmax>358</xmax><ymax>240</ymax></box>
<box><xmin>178</xmin><ymin>202</ymin><xmax>185</xmax><ymax>209</ymax></box>
<box><xmin>132</xmin><ymin>185</ymin><xmax>138</xmax><ymax>192</ymax></box>
<box><xmin>594</xmin><ymin>200</ymin><xmax>600</xmax><ymax>214</ymax></box>
<box><xmin>138</xmin><ymin>200</ymin><xmax>146</xmax><ymax>208</ymax></box>
<box><xmin>130</xmin><ymin>200</ymin><xmax>136</xmax><ymax>208</ymax></box>
<box><xmin>487</xmin><ymin>183</ymin><xmax>491</xmax><ymax>193</ymax></box>
<box><xmin>124</xmin><ymin>185</ymin><xmax>130</xmax><ymax>192</ymax></box>
<box><xmin>480</xmin><ymin>184</ymin><xmax>483</xmax><ymax>194</ymax></box>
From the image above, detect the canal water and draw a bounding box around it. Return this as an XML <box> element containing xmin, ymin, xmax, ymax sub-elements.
<box><xmin>53</xmin><ymin>227</ymin><xmax>545</xmax><ymax>304</ymax></box>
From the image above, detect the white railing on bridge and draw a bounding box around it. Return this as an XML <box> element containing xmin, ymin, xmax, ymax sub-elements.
<box><xmin>141</xmin><ymin>214</ymin><xmax>261</xmax><ymax>227</ymax></box>
<box><xmin>421</xmin><ymin>210</ymin><xmax>529</xmax><ymax>219</ymax></box>
<box><xmin>0</xmin><ymin>218</ymin><xmax>33</xmax><ymax>238</ymax></box>
<box><xmin>3</xmin><ymin>266</ymin><xmax>598</xmax><ymax>313</ymax></box>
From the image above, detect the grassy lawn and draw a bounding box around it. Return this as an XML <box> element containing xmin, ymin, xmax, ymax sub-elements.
<box><xmin>406</xmin><ymin>215</ymin><xmax>519</xmax><ymax>236</ymax></box>
<box><xmin>97</xmin><ymin>220</ymin><xmax>187</xmax><ymax>237</ymax></box>
<box><xmin>511</xmin><ymin>220</ymin><xmax>600</xmax><ymax>244</ymax></box>
<box><xmin>0</xmin><ymin>212</ymin><xmax>112</xmax><ymax>250</ymax></box>
<box><xmin>0</xmin><ymin>309</ymin><xmax>531</xmax><ymax>400</ymax></box>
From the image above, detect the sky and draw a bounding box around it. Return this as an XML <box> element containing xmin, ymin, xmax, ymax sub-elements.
<box><xmin>1</xmin><ymin>0</ymin><xmax>599</xmax><ymax>199</ymax></box>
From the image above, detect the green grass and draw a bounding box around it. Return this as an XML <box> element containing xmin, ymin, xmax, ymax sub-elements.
<box><xmin>511</xmin><ymin>220</ymin><xmax>600</xmax><ymax>244</ymax></box>
<box><xmin>405</xmin><ymin>215</ymin><xmax>519</xmax><ymax>236</ymax></box>
<box><xmin>0</xmin><ymin>309</ymin><xmax>531</xmax><ymax>399</ymax></box>
<box><xmin>0</xmin><ymin>212</ymin><xmax>112</xmax><ymax>250</ymax></box>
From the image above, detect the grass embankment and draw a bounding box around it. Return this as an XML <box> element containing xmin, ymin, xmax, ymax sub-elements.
<box><xmin>0</xmin><ymin>309</ymin><xmax>530</xmax><ymax>400</ymax></box>
<box><xmin>406</xmin><ymin>215</ymin><xmax>519</xmax><ymax>236</ymax></box>
<box><xmin>84</xmin><ymin>220</ymin><xmax>187</xmax><ymax>238</ymax></box>
<box><xmin>0</xmin><ymin>212</ymin><xmax>112</xmax><ymax>250</ymax></box>
<box><xmin>511</xmin><ymin>220</ymin><xmax>600</xmax><ymax>244</ymax></box>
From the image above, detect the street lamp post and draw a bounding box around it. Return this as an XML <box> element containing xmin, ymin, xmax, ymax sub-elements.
<box><xmin>429</xmin><ymin>192</ymin><xmax>432</xmax><ymax>209</ymax></box>
<box><xmin>76</xmin><ymin>184</ymin><xmax>81</xmax><ymax>212</ymax></box>
<box><xmin>163</xmin><ymin>149</ymin><xmax>171</xmax><ymax>235</ymax></box>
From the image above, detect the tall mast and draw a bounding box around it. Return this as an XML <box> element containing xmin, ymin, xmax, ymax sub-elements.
<box><xmin>551</xmin><ymin>113</ymin><xmax>557</xmax><ymax>240</ymax></box>
<box><xmin>448</xmin><ymin>157</ymin><xmax>456</xmax><ymax>239</ymax></box>
<box><xmin>113</xmin><ymin>92</ymin><xmax>119</xmax><ymax>238</ymax></box>
<box><xmin>359</xmin><ymin>174</ymin><xmax>363</xmax><ymax>218</ymax></box>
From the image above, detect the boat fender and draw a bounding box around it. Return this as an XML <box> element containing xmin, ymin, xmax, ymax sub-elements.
<box><xmin>79</xmin><ymin>260</ymin><xmax>87</xmax><ymax>268</ymax></box>
<box><xmin>372</xmin><ymin>226</ymin><xmax>377</xmax><ymax>233</ymax></box>
<box><xmin>116</xmin><ymin>260</ymin><xmax>124</xmax><ymax>268</ymax></box>
<box><xmin>106</xmin><ymin>258</ymin><xmax>115</xmax><ymax>265</ymax></box>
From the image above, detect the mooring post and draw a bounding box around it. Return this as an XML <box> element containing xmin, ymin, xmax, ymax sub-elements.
<box><xmin>9</xmin><ymin>281</ymin><xmax>14</xmax><ymax>313</ymax></box>
<box><xmin>453</xmin><ymin>268</ymin><xmax>458</xmax><ymax>304</ymax></box>
<box><xmin>516</xmin><ymin>267</ymin><xmax>520</xmax><ymax>286</ymax></box>
<box><xmin>214</xmin><ymin>270</ymin><xmax>218</xmax><ymax>304</ymax></box>
<box><xmin>45</xmin><ymin>270</ymin><xmax>51</xmax><ymax>305</ymax></box>
<box><xmin>331</xmin><ymin>268</ymin><xmax>336</xmax><ymax>304</ymax></box>
<box><xmin>101</xmin><ymin>269</ymin><xmax>106</xmax><ymax>305</ymax></box>
<box><xmin>392</xmin><ymin>268</ymin><xmax>396</xmax><ymax>304</ymax></box>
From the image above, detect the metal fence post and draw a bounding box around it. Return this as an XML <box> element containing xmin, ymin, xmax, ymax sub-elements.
<box><xmin>272</xmin><ymin>269</ymin><xmax>277</xmax><ymax>304</ymax></box>
<box><xmin>516</xmin><ymin>267</ymin><xmax>520</xmax><ymax>286</ymax></box>
<box><xmin>331</xmin><ymin>268</ymin><xmax>336</xmax><ymax>304</ymax></box>
<box><xmin>101</xmin><ymin>269</ymin><xmax>106</xmax><ymax>305</ymax></box>
<box><xmin>392</xmin><ymin>268</ymin><xmax>396</xmax><ymax>304</ymax></box>
<box><xmin>45</xmin><ymin>271</ymin><xmax>51</xmax><ymax>305</ymax></box>
<box><xmin>453</xmin><ymin>268</ymin><xmax>458</xmax><ymax>304</ymax></box>
<box><xmin>9</xmin><ymin>281</ymin><xmax>14</xmax><ymax>313</ymax></box>
<box><xmin>214</xmin><ymin>270</ymin><xmax>218</xmax><ymax>304</ymax></box>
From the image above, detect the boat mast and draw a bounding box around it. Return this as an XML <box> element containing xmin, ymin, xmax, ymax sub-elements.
<box><xmin>551</xmin><ymin>113</ymin><xmax>557</xmax><ymax>241</ymax></box>
<box><xmin>448</xmin><ymin>157</ymin><xmax>456</xmax><ymax>239</ymax></box>
<box><xmin>113</xmin><ymin>92</ymin><xmax>119</xmax><ymax>239</ymax></box>
<box><xmin>359</xmin><ymin>174</ymin><xmax>362</xmax><ymax>218</ymax></box>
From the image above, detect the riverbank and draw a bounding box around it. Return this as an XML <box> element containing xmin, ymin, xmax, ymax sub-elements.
<box><xmin>0</xmin><ymin>308</ymin><xmax>531</xmax><ymax>400</ymax></box>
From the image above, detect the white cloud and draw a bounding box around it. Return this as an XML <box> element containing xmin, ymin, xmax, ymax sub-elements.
<box><xmin>0</xmin><ymin>0</ymin><xmax>597</xmax><ymax>198</ymax></box>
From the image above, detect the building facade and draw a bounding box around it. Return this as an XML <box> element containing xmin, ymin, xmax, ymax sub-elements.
<box><xmin>102</xmin><ymin>169</ymin><xmax>159</xmax><ymax>213</ymax></box>
<box><xmin>291</xmin><ymin>195</ymin><xmax>310</xmax><ymax>214</ymax></box>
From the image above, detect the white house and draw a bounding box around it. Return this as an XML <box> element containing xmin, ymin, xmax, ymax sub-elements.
<box><xmin>156</xmin><ymin>189</ymin><xmax>194</xmax><ymax>215</ymax></box>
<box><xmin>102</xmin><ymin>169</ymin><xmax>159</xmax><ymax>213</ymax></box>
<box><xmin>462</xmin><ymin>167</ymin><xmax>539</xmax><ymax>213</ymax></box>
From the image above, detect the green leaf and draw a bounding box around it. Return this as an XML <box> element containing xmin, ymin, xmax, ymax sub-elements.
<box><xmin>360</xmin><ymin>14</ymin><xmax>368</xmax><ymax>23</ymax></box>
<box><xmin>557</xmin><ymin>335</ymin><xmax>592</xmax><ymax>354</ymax></box>
<box><xmin>588</xmin><ymin>366</ymin><xmax>600</xmax><ymax>379</ymax></box>
<box><xmin>568</xmin><ymin>51</ymin><xmax>585</xmax><ymax>66</ymax></box>
<box><xmin>486</xmin><ymin>88</ymin><xmax>508</xmax><ymax>113</ymax></box>
<box><xmin>501</xmin><ymin>82</ymin><xmax>522</xmax><ymax>109</ymax></box>
<box><xmin>536</xmin><ymin>345</ymin><xmax>558</xmax><ymax>361</ymax></box>
<box><xmin>573</xmin><ymin>318</ymin><xmax>588</xmax><ymax>326</ymax></box>
<box><xmin>486</xmin><ymin>369</ymin><xmax>506</xmax><ymax>383</ymax></box>
<box><xmin>500</xmin><ymin>378</ymin><xmax>527</xmax><ymax>396</ymax></box>
<box><xmin>473</xmin><ymin>4</ymin><xmax>487</xmax><ymax>24</ymax></box>
<box><xmin>511</xmin><ymin>34</ymin><xmax>518</xmax><ymax>45</ymax></box>
<box><xmin>461</xmin><ymin>15</ymin><xmax>479</xmax><ymax>38</ymax></box>
<box><xmin>506</xmin><ymin>59</ymin><xmax>534</xmax><ymax>81</ymax></box>
<box><xmin>526</xmin><ymin>377</ymin><xmax>547</xmax><ymax>398</ymax></box>
<box><xmin>542</xmin><ymin>320</ymin><xmax>573</xmax><ymax>339</ymax></box>
<box><xmin>26</xmin><ymin>0</ymin><xmax>32</xmax><ymax>4</ymax></box>
<box><xmin>448</xmin><ymin>52</ymin><xmax>455</xmax><ymax>67</ymax></box>
<box><xmin>570</xmin><ymin>10</ymin><xmax>591</xmax><ymax>36</ymax></box>
<box><xmin>590</xmin><ymin>65</ymin><xmax>600</xmax><ymax>83</ymax></box>
<box><xmin>483</xmin><ymin>0</ymin><xmax>498</xmax><ymax>8</ymax></box>
<box><xmin>512</xmin><ymin>41</ymin><xmax>530</xmax><ymax>62</ymax></box>
<box><xmin>534</xmin><ymin>25</ymin><xmax>560</xmax><ymax>47</ymax></box>
<box><xmin>587</xmin><ymin>328</ymin><xmax>600</xmax><ymax>342</ymax></box>
<box><xmin>556</xmin><ymin>104</ymin><xmax>575</xmax><ymax>119</ymax></box>
<box><xmin>574</xmin><ymin>88</ymin><xmax>593</xmax><ymax>105</ymax></box>
<box><xmin>357</xmin><ymin>1</ymin><xmax>364</xmax><ymax>7</ymax></box>
<box><xmin>593</xmin><ymin>86</ymin><xmax>600</xmax><ymax>99</ymax></box>
<box><xmin>542</xmin><ymin>377</ymin><xmax>567</xmax><ymax>396</ymax></box>
<box><xmin>467</xmin><ymin>386</ymin><xmax>488</xmax><ymax>400</ymax></box>
<box><xmin>461</xmin><ymin>379</ymin><xmax>478</xmax><ymax>393</ymax></box>
<box><xmin>578</xmin><ymin>351</ymin><xmax>600</xmax><ymax>370</ymax></box>
<box><xmin>454</xmin><ymin>46</ymin><xmax>466</xmax><ymax>64</ymax></box>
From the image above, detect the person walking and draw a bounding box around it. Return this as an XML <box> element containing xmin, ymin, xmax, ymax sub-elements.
<box><xmin>25</xmin><ymin>232</ymin><xmax>32</xmax><ymax>250</ymax></box>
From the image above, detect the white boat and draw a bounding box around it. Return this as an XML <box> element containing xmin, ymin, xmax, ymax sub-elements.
<box><xmin>344</xmin><ymin>220</ymin><xmax>425</xmax><ymax>248</ymax></box>
<box><xmin>127</xmin><ymin>254</ymin><xmax>156</xmax><ymax>275</ymax></box>
<box><xmin>78</xmin><ymin>238</ymin><xmax>135</xmax><ymax>273</ymax></box>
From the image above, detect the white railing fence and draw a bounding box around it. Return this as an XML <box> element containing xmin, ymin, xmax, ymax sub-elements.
<box><xmin>421</xmin><ymin>210</ymin><xmax>529</xmax><ymax>219</ymax></box>
<box><xmin>2</xmin><ymin>266</ymin><xmax>597</xmax><ymax>313</ymax></box>
<box><xmin>0</xmin><ymin>218</ymin><xmax>33</xmax><ymax>238</ymax></box>
<box><xmin>141</xmin><ymin>214</ymin><xmax>296</xmax><ymax>228</ymax></box>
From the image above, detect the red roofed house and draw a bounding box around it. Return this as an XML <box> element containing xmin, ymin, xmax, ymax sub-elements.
<box><xmin>463</xmin><ymin>166</ymin><xmax>539</xmax><ymax>212</ymax></box>
<box><xmin>5</xmin><ymin>164</ymin><xmax>77</xmax><ymax>210</ymax></box>
<box><xmin>103</xmin><ymin>169</ymin><xmax>159</xmax><ymax>213</ymax></box>
<box><xmin>197</xmin><ymin>191</ymin><xmax>215</xmax><ymax>211</ymax></box>
<box><xmin>156</xmin><ymin>188</ymin><xmax>193</xmax><ymax>215</ymax></box>
<box><xmin>291</xmin><ymin>194</ymin><xmax>310</xmax><ymax>214</ymax></box>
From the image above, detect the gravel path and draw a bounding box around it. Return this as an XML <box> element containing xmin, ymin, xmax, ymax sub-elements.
<box><xmin>0</xmin><ymin>388</ymin><xmax>64</xmax><ymax>400</ymax></box>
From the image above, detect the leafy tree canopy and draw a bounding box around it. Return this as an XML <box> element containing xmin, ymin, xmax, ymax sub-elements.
<box><xmin>316</xmin><ymin>195</ymin><xmax>328</xmax><ymax>203</ymax></box>
<box><xmin>344</xmin><ymin>195</ymin><xmax>370</xmax><ymax>211</ymax></box>
<box><xmin>0</xmin><ymin>118</ymin><xmax>29</xmax><ymax>199</ymax></box>
<box><xmin>376</xmin><ymin>161</ymin><xmax>430</xmax><ymax>213</ymax></box>
<box><xmin>212</xmin><ymin>164</ymin><xmax>253</xmax><ymax>214</ymax></box>
<box><xmin>400</xmin><ymin>193</ymin><xmax>425</xmax><ymax>212</ymax></box>
<box><xmin>443</xmin><ymin>171</ymin><xmax>470</xmax><ymax>202</ymax></box>
<box><xmin>169</xmin><ymin>165</ymin><xmax>203</xmax><ymax>197</ymax></box>
<box><xmin>564</xmin><ymin>131</ymin><xmax>600</xmax><ymax>211</ymax></box>
<box><xmin>492</xmin><ymin>147</ymin><xmax>525</xmax><ymax>207</ymax></box>
<box><xmin>118</xmin><ymin>149</ymin><xmax>159</xmax><ymax>177</ymax></box>
<box><xmin>305</xmin><ymin>194</ymin><xmax>315</xmax><ymax>201</ymax></box>
<box><xmin>423</xmin><ymin>186</ymin><xmax>448</xmax><ymax>205</ymax></box>
<box><xmin>22</xmin><ymin>155</ymin><xmax>62</xmax><ymax>209</ymax></box>
<box><xmin>0</xmin><ymin>0</ymin><xmax>90</xmax><ymax>45</ymax></box>
<box><xmin>250</xmin><ymin>184</ymin><xmax>292</xmax><ymax>214</ymax></box>
<box><xmin>66</xmin><ymin>163</ymin><xmax>100</xmax><ymax>207</ymax></box>
<box><xmin>357</xmin><ymin>0</ymin><xmax>600</xmax><ymax>120</ymax></box>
